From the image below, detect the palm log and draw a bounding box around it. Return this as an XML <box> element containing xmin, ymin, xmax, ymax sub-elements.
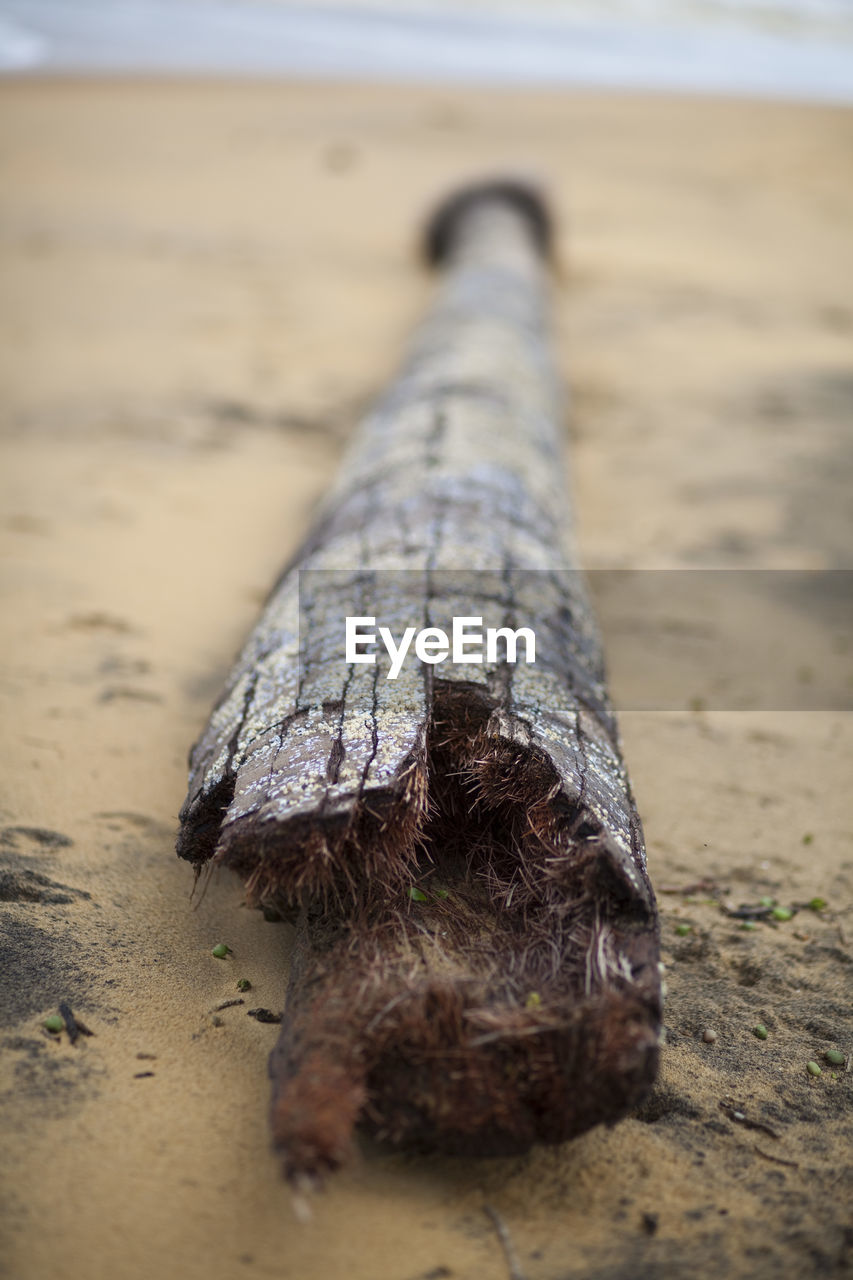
<box><xmin>178</xmin><ymin>180</ymin><xmax>662</xmax><ymax>1181</ymax></box>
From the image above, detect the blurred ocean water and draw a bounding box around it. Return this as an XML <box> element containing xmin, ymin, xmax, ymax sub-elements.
<box><xmin>0</xmin><ymin>0</ymin><xmax>851</xmax><ymax>100</ymax></box>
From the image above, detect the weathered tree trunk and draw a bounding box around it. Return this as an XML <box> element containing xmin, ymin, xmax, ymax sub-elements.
<box><xmin>178</xmin><ymin>181</ymin><xmax>662</xmax><ymax>1182</ymax></box>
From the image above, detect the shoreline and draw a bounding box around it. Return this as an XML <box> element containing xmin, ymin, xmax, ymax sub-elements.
<box><xmin>6</xmin><ymin>69</ymin><xmax>853</xmax><ymax>107</ymax></box>
<box><xmin>2</xmin><ymin>0</ymin><xmax>853</xmax><ymax>105</ymax></box>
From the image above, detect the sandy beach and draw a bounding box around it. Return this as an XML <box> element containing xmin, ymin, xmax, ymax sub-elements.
<box><xmin>1</xmin><ymin>79</ymin><xmax>851</xmax><ymax>1279</ymax></box>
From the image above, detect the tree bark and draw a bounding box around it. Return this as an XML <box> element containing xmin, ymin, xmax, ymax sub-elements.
<box><xmin>178</xmin><ymin>180</ymin><xmax>662</xmax><ymax>1181</ymax></box>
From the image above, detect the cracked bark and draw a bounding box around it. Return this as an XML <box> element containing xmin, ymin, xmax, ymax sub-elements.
<box><xmin>178</xmin><ymin>180</ymin><xmax>662</xmax><ymax>1181</ymax></box>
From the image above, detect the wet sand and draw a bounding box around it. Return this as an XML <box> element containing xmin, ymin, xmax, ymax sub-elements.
<box><xmin>0</xmin><ymin>80</ymin><xmax>851</xmax><ymax>1280</ymax></box>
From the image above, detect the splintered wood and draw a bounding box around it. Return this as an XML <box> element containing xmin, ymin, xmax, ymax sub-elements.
<box><xmin>178</xmin><ymin>181</ymin><xmax>662</xmax><ymax>1181</ymax></box>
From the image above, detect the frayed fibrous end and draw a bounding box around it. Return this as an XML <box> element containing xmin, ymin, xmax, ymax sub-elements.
<box><xmin>219</xmin><ymin>756</ymin><xmax>429</xmax><ymax>919</ymax></box>
<box><xmin>178</xmin><ymin>736</ymin><xmax>431</xmax><ymax>920</ymax></box>
<box><xmin>365</xmin><ymin>986</ymin><xmax>659</xmax><ymax>1156</ymax></box>
<box><xmin>217</xmin><ymin>682</ymin><xmax>664</xmax><ymax>1184</ymax></box>
<box><xmin>269</xmin><ymin>1052</ymin><xmax>366</xmax><ymax>1184</ymax></box>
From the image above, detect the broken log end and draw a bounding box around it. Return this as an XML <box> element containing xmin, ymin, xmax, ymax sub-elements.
<box><xmin>423</xmin><ymin>176</ymin><xmax>553</xmax><ymax>267</ymax></box>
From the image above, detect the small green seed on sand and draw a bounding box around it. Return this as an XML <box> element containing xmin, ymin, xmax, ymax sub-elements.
<box><xmin>740</xmin><ymin>921</ymin><xmax>758</xmax><ymax>931</ymax></box>
<box><xmin>753</xmin><ymin>1024</ymin><xmax>768</xmax><ymax>1040</ymax></box>
<box><xmin>806</xmin><ymin>1061</ymin><xmax>822</xmax><ymax>1077</ymax></box>
<box><xmin>675</xmin><ymin>924</ymin><xmax>691</xmax><ymax>937</ymax></box>
<box><xmin>808</xmin><ymin>897</ymin><xmax>827</xmax><ymax>912</ymax></box>
<box><xmin>409</xmin><ymin>887</ymin><xmax>427</xmax><ymax>902</ymax></box>
<box><xmin>802</xmin><ymin>833</ymin><xmax>814</xmax><ymax>846</ymax></box>
<box><xmin>236</xmin><ymin>979</ymin><xmax>252</xmax><ymax>992</ymax></box>
<box><xmin>211</xmin><ymin>943</ymin><xmax>230</xmax><ymax>959</ymax></box>
<box><xmin>43</xmin><ymin>1015</ymin><xmax>64</xmax><ymax>1034</ymax></box>
<box><xmin>825</xmin><ymin>1049</ymin><xmax>845</xmax><ymax>1066</ymax></box>
<box><xmin>759</xmin><ymin>896</ymin><xmax>776</xmax><ymax>908</ymax></box>
<box><xmin>771</xmin><ymin>907</ymin><xmax>793</xmax><ymax>922</ymax></box>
